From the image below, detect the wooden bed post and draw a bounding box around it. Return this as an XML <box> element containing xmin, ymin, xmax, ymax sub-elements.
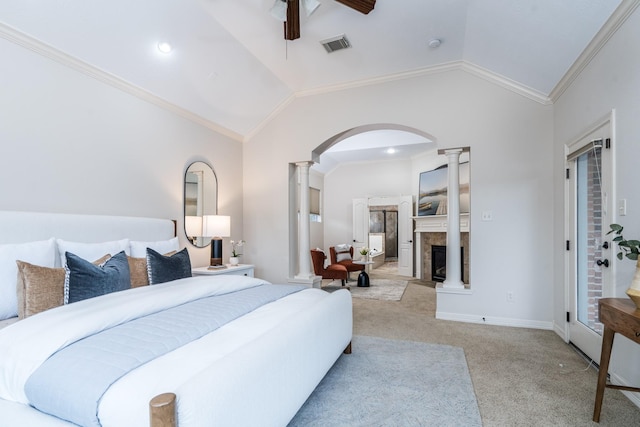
<box><xmin>150</xmin><ymin>393</ymin><xmax>176</xmax><ymax>427</ymax></box>
<box><xmin>344</xmin><ymin>341</ymin><xmax>352</xmax><ymax>354</ymax></box>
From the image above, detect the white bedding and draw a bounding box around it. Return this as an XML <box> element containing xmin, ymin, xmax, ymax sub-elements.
<box><xmin>0</xmin><ymin>275</ymin><xmax>352</xmax><ymax>427</ymax></box>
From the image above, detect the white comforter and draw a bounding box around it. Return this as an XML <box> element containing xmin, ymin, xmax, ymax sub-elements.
<box><xmin>0</xmin><ymin>275</ymin><xmax>268</xmax><ymax>405</ymax></box>
<box><xmin>0</xmin><ymin>276</ymin><xmax>353</xmax><ymax>427</ymax></box>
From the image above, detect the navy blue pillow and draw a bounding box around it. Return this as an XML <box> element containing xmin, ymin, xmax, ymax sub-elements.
<box><xmin>146</xmin><ymin>247</ymin><xmax>192</xmax><ymax>285</ymax></box>
<box><xmin>64</xmin><ymin>251</ymin><xmax>131</xmax><ymax>304</ymax></box>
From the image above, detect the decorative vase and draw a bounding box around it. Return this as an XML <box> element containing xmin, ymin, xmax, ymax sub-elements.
<box><xmin>229</xmin><ymin>256</ymin><xmax>239</xmax><ymax>266</ymax></box>
<box><xmin>626</xmin><ymin>259</ymin><xmax>640</xmax><ymax>309</ymax></box>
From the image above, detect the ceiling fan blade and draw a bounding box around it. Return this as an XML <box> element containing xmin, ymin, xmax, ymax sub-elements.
<box><xmin>285</xmin><ymin>0</ymin><xmax>301</xmax><ymax>40</ymax></box>
<box><xmin>335</xmin><ymin>0</ymin><xmax>376</xmax><ymax>14</ymax></box>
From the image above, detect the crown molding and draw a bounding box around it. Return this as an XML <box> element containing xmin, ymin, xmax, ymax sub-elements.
<box><xmin>550</xmin><ymin>0</ymin><xmax>640</xmax><ymax>102</ymax></box>
<box><xmin>292</xmin><ymin>60</ymin><xmax>551</xmax><ymax>105</ymax></box>
<box><xmin>459</xmin><ymin>62</ymin><xmax>551</xmax><ymax>105</ymax></box>
<box><xmin>0</xmin><ymin>22</ymin><xmax>243</xmax><ymax>142</ymax></box>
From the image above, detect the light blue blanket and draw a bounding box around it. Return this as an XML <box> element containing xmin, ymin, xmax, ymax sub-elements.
<box><xmin>25</xmin><ymin>283</ymin><xmax>305</xmax><ymax>427</ymax></box>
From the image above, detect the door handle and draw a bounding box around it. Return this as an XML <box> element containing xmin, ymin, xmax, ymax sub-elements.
<box><xmin>596</xmin><ymin>259</ymin><xmax>609</xmax><ymax>268</ymax></box>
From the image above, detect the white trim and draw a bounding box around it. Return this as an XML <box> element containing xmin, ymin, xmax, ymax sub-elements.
<box><xmin>554</xmin><ymin>322</ymin><xmax>568</xmax><ymax>342</ymax></box>
<box><xmin>460</xmin><ymin>62</ymin><xmax>551</xmax><ymax>105</ymax></box>
<box><xmin>0</xmin><ymin>22</ymin><xmax>243</xmax><ymax>142</ymax></box>
<box><xmin>550</xmin><ymin>0</ymin><xmax>640</xmax><ymax>101</ymax></box>
<box><xmin>563</xmin><ymin>110</ymin><xmax>616</xmax><ymax>362</ymax></box>
<box><xmin>435</xmin><ymin>283</ymin><xmax>473</xmax><ymax>295</ymax></box>
<box><xmin>436</xmin><ymin>311</ymin><xmax>554</xmax><ymax>330</ymax></box>
<box><xmin>294</xmin><ymin>60</ymin><xmax>551</xmax><ymax>106</ymax></box>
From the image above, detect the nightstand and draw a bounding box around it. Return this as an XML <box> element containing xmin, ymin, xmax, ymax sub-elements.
<box><xmin>192</xmin><ymin>264</ymin><xmax>254</xmax><ymax>278</ymax></box>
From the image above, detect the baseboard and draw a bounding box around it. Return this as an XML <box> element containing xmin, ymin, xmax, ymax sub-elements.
<box><xmin>553</xmin><ymin>322</ymin><xmax>568</xmax><ymax>342</ymax></box>
<box><xmin>435</xmin><ymin>311</ymin><xmax>554</xmax><ymax>330</ymax></box>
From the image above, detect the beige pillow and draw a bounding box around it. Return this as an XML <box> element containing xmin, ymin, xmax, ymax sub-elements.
<box><xmin>16</xmin><ymin>255</ymin><xmax>110</xmax><ymax>319</ymax></box>
<box><xmin>128</xmin><ymin>251</ymin><xmax>176</xmax><ymax>288</ymax></box>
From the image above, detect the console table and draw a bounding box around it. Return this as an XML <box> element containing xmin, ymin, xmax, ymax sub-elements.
<box><xmin>593</xmin><ymin>298</ymin><xmax>640</xmax><ymax>422</ymax></box>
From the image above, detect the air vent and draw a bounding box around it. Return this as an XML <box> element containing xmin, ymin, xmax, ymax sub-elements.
<box><xmin>320</xmin><ymin>34</ymin><xmax>351</xmax><ymax>53</ymax></box>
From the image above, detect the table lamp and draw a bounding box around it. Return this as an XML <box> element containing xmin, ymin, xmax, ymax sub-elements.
<box><xmin>203</xmin><ymin>215</ymin><xmax>230</xmax><ymax>267</ymax></box>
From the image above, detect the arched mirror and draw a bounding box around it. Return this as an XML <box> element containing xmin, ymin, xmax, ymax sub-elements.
<box><xmin>184</xmin><ymin>161</ymin><xmax>217</xmax><ymax>247</ymax></box>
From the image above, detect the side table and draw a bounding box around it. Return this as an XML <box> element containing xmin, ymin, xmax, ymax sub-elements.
<box><xmin>192</xmin><ymin>264</ymin><xmax>254</xmax><ymax>278</ymax></box>
<box><xmin>353</xmin><ymin>261</ymin><xmax>374</xmax><ymax>287</ymax></box>
<box><xmin>593</xmin><ymin>298</ymin><xmax>640</xmax><ymax>422</ymax></box>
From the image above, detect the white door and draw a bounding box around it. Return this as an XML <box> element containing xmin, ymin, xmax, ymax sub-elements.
<box><xmin>352</xmin><ymin>198</ymin><xmax>368</xmax><ymax>252</ymax></box>
<box><xmin>567</xmin><ymin>119</ymin><xmax>613</xmax><ymax>362</ymax></box>
<box><xmin>397</xmin><ymin>195</ymin><xmax>414</xmax><ymax>277</ymax></box>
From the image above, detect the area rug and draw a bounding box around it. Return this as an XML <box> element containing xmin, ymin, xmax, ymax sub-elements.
<box><xmin>323</xmin><ymin>279</ymin><xmax>408</xmax><ymax>301</ymax></box>
<box><xmin>288</xmin><ymin>335</ymin><xmax>482</xmax><ymax>427</ymax></box>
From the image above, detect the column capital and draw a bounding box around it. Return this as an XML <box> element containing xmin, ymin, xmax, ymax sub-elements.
<box><xmin>295</xmin><ymin>161</ymin><xmax>315</xmax><ymax>168</ymax></box>
<box><xmin>437</xmin><ymin>146</ymin><xmax>470</xmax><ymax>156</ymax></box>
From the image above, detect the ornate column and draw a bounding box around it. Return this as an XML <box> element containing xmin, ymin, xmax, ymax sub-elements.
<box><xmin>292</xmin><ymin>161</ymin><xmax>320</xmax><ymax>286</ymax></box>
<box><xmin>443</xmin><ymin>148</ymin><xmax>464</xmax><ymax>289</ymax></box>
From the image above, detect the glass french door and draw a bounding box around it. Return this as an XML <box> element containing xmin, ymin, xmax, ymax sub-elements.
<box><xmin>567</xmin><ymin>121</ymin><xmax>613</xmax><ymax>363</ymax></box>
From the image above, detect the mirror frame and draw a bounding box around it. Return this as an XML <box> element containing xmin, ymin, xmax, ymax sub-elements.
<box><xmin>184</xmin><ymin>161</ymin><xmax>218</xmax><ymax>248</ymax></box>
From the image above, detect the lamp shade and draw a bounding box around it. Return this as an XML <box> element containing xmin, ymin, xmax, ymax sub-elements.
<box><xmin>185</xmin><ymin>216</ymin><xmax>203</xmax><ymax>237</ymax></box>
<box><xmin>203</xmin><ymin>215</ymin><xmax>230</xmax><ymax>238</ymax></box>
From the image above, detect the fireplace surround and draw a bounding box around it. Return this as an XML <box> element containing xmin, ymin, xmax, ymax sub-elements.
<box><xmin>413</xmin><ymin>214</ymin><xmax>469</xmax><ymax>283</ymax></box>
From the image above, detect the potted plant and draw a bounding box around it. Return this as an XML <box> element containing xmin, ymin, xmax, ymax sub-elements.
<box><xmin>359</xmin><ymin>247</ymin><xmax>370</xmax><ymax>261</ymax></box>
<box><xmin>229</xmin><ymin>240</ymin><xmax>245</xmax><ymax>266</ymax></box>
<box><xmin>607</xmin><ymin>224</ymin><xmax>640</xmax><ymax>308</ymax></box>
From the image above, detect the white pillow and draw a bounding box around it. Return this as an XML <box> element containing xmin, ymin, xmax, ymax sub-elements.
<box><xmin>335</xmin><ymin>244</ymin><xmax>351</xmax><ymax>252</ymax></box>
<box><xmin>0</xmin><ymin>238</ymin><xmax>56</xmax><ymax>320</ymax></box>
<box><xmin>56</xmin><ymin>238</ymin><xmax>130</xmax><ymax>266</ymax></box>
<box><xmin>129</xmin><ymin>237</ymin><xmax>179</xmax><ymax>258</ymax></box>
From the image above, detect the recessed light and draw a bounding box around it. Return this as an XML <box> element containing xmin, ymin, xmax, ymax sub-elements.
<box><xmin>386</xmin><ymin>148</ymin><xmax>397</xmax><ymax>154</ymax></box>
<box><xmin>157</xmin><ymin>41</ymin><xmax>172</xmax><ymax>54</ymax></box>
<box><xmin>428</xmin><ymin>38</ymin><xmax>441</xmax><ymax>49</ymax></box>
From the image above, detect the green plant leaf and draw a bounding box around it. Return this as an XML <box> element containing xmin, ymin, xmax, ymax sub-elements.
<box><xmin>618</xmin><ymin>252</ymin><xmax>624</xmax><ymax>260</ymax></box>
<box><xmin>627</xmin><ymin>253</ymin><xmax>639</xmax><ymax>261</ymax></box>
<box><xmin>610</xmin><ymin>224</ymin><xmax>623</xmax><ymax>232</ymax></box>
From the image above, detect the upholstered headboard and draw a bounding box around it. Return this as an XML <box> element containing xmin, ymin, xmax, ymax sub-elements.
<box><xmin>0</xmin><ymin>211</ymin><xmax>175</xmax><ymax>245</ymax></box>
<box><xmin>0</xmin><ymin>211</ymin><xmax>177</xmax><ymax>328</ymax></box>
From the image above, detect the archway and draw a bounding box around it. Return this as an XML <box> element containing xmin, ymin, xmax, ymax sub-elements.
<box><xmin>289</xmin><ymin>123</ymin><xmax>465</xmax><ymax>286</ymax></box>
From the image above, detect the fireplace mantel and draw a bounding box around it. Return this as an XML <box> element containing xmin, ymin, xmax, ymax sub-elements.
<box><xmin>413</xmin><ymin>214</ymin><xmax>470</xmax><ymax>281</ymax></box>
<box><xmin>413</xmin><ymin>213</ymin><xmax>469</xmax><ymax>233</ymax></box>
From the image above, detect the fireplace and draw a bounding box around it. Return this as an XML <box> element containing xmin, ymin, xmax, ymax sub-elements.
<box><xmin>431</xmin><ymin>245</ymin><xmax>464</xmax><ymax>282</ymax></box>
<box><xmin>413</xmin><ymin>214</ymin><xmax>470</xmax><ymax>283</ymax></box>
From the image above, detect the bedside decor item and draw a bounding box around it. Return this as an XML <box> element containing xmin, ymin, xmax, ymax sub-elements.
<box><xmin>229</xmin><ymin>239</ymin><xmax>244</xmax><ymax>266</ymax></box>
<box><xmin>203</xmin><ymin>215</ymin><xmax>230</xmax><ymax>267</ymax></box>
<box><xmin>607</xmin><ymin>223</ymin><xmax>640</xmax><ymax>308</ymax></box>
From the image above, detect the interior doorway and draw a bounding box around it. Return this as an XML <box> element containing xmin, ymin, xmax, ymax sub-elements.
<box><xmin>369</xmin><ymin>208</ymin><xmax>398</xmax><ymax>260</ymax></box>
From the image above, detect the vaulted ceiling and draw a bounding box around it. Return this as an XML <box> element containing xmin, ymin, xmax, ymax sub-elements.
<box><xmin>0</xmin><ymin>0</ymin><xmax>623</xmax><ymax>141</ymax></box>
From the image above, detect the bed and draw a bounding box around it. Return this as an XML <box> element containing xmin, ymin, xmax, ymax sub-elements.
<box><xmin>0</xmin><ymin>210</ymin><xmax>353</xmax><ymax>427</ymax></box>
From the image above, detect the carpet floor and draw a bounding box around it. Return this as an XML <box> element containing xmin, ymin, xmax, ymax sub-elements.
<box><xmin>288</xmin><ymin>335</ymin><xmax>481</xmax><ymax>427</ymax></box>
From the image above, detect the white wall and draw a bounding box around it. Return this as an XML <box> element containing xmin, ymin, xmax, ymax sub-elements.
<box><xmin>244</xmin><ymin>69</ymin><xmax>554</xmax><ymax>326</ymax></box>
<box><xmin>322</xmin><ymin>157</ymin><xmax>413</xmax><ymax>251</ymax></box>
<box><xmin>553</xmin><ymin>5</ymin><xmax>640</xmax><ymax>397</ymax></box>
<box><xmin>0</xmin><ymin>37</ymin><xmax>244</xmax><ymax>268</ymax></box>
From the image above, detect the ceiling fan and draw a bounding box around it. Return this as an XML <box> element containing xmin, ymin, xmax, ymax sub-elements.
<box><xmin>270</xmin><ymin>0</ymin><xmax>376</xmax><ymax>40</ymax></box>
